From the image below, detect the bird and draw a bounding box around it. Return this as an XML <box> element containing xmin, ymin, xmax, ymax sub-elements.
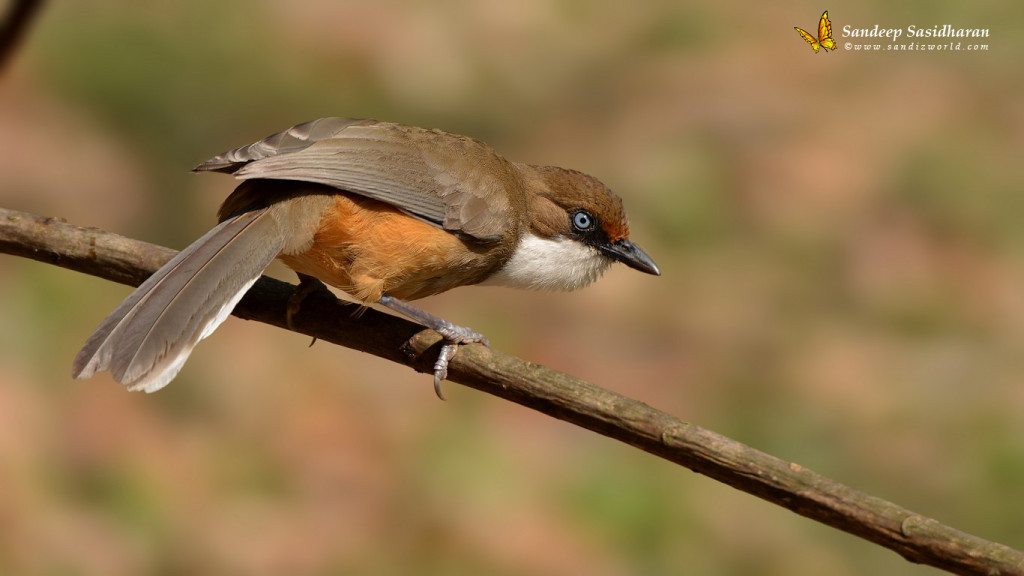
<box><xmin>71</xmin><ymin>117</ymin><xmax>661</xmax><ymax>398</ymax></box>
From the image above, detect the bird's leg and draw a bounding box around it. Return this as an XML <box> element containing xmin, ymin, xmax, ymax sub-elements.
<box><xmin>288</xmin><ymin>273</ymin><xmax>331</xmax><ymax>346</ymax></box>
<box><xmin>378</xmin><ymin>294</ymin><xmax>489</xmax><ymax>400</ymax></box>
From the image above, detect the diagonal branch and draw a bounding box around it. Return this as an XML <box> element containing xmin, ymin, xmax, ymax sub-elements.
<box><xmin>0</xmin><ymin>0</ymin><xmax>46</xmax><ymax>72</ymax></box>
<box><xmin>1</xmin><ymin>206</ymin><xmax>1022</xmax><ymax>576</ymax></box>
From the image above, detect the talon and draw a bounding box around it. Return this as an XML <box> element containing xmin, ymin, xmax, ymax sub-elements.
<box><xmin>287</xmin><ymin>274</ymin><xmax>327</xmax><ymax>331</ymax></box>
<box><xmin>285</xmin><ymin>299</ymin><xmax>301</xmax><ymax>331</ymax></box>
<box><xmin>433</xmin><ymin>376</ymin><xmax>445</xmax><ymax>400</ymax></box>
<box><xmin>377</xmin><ymin>293</ymin><xmax>489</xmax><ymax>400</ymax></box>
<box><xmin>434</xmin><ymin>323</ymin><xmax>488</xmax><ymax>347</ymax></box>
<box><xmin>432</xmin><ymin>343</ymin><xmax>458</xmax><ymax>400</ymax></box>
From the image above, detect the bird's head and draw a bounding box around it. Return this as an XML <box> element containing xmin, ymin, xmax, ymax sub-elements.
<box><xmin>483</xmin><ymin>164</ymin><xmax>660</xmax><ymax>291</ymax></box>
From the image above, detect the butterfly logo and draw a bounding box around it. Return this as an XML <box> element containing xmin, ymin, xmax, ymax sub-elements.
<box><xmin>795</xmin><ymin>10</ymin><xmax>836</xmax><ymax>53</ymax></box>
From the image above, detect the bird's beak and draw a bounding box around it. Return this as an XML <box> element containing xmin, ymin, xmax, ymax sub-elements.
<box><xmin>599</xmin><ymin>239</ymin><xmax>661</xmax><ymax>276</ymax></box>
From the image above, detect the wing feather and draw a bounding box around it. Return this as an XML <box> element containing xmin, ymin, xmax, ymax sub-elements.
<box><xmin>72</xmin><ymin>209</ymin><xmax>286</xmax><ymax>392</ymax></box>
<box><xmin>195</xmin><ymin>118</ymin><xmax>516</xmax><ymax>241</ymax></box>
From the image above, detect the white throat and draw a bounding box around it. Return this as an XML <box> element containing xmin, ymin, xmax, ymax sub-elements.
<box><xmin>481</xmin><ymin>233</ymin><xmax>612</xmax><ymax>291</ymax></box>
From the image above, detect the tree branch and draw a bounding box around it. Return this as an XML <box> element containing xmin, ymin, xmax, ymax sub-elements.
<box><xmin>2</xmin><ymin>206</ymin><xmax>1022</xmax><ymax>576</ymax></box>
<box><xmin>0</xmin><ymin>0</ymin><xmax>46</xmax><ymax>72</ymax></box>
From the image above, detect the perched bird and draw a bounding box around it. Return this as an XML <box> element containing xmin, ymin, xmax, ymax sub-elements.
<box><xmin>72</xmin><ymin>118</ymin><xmax>660</xmax><ymax>398</ymax></box>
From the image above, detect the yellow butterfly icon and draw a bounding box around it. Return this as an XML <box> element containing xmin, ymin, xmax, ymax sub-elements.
<box><xmin>795</xmin><ymin>10</ymin><xmax>836</xmax><ymax>53</ymax></box>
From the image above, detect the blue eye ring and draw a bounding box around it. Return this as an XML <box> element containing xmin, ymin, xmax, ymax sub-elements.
<box><xmin>572</xmin><ymin>210</ymin><xmax>596</xmax><ymax>232</ymax></box>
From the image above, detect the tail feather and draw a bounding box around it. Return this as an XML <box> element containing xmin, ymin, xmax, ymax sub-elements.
<box><xmin>72</xmin><ymin>209</ymin><xmax>286</xmax><ymax>392</ymax></box>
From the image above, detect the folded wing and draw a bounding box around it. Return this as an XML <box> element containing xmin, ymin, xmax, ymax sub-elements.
<box><xmin>195</xmin><ymin>118</ymin><xmax>518</xmax><ymax>241</ymax></box>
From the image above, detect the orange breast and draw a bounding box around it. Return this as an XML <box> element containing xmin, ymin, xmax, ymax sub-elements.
<box><xmin>278</xmin><ymin>193</ymin><xmax>502</xmax><ymax>302</ymax></box>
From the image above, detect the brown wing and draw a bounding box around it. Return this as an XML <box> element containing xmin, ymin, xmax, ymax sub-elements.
<box><xmin>195</xmin><ymin>118</ymin><xmax>519</xmax><ymax>241</ymax></box>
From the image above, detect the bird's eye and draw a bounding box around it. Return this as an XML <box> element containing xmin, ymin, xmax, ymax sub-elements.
<box><xmin>572</xmin><ymin>210</ymin><xmax>596</xmax><ymax>232</ymax></box>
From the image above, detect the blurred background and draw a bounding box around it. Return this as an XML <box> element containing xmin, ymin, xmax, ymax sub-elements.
<box><xmin>1</xmin><ymin>1</ymin><xmax>1022</xmax><ymax>574</ymax></box>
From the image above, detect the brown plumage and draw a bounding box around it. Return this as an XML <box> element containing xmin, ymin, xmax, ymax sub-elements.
<box><xmin>73</xmin><ymin>118</ymin><xmax>659</xmax><ymax>396</ymax></box>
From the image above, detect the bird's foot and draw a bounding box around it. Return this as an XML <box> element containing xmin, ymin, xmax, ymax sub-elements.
<box><xmin>288</xmin><ymin>274</ymin><xmax>332</xmax><ymax>345</ymax></box>
<box><xmin>378</xmin><ymin>294</ymin><xmax>489</xmax><ymax>400</ymax></box>
<box><xmin>430</xmin><ymin>321</ymin><xmax>488</xmax><ymax>400</ymax></box>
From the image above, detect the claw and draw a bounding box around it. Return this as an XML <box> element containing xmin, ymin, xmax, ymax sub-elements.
<box><xmin>432</xmin><ymin>343</ymin><xmax>459</xmax><ymax>400</ymax></box>
<box><xmin>287</xmin><ymin>273</ymin><xmax>328</xmax><ymax>331</ymax></box>
<box><xmin>285</xmin><ymin>297</ymin><xmax>301</xmax><ymax>330</ymax></box>
<box><xmin>378</xmin><ymin>293</ymin><xmax>490</xmax><ymax>399</ymax></box>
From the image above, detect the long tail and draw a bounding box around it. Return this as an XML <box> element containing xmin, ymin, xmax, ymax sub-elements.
<box><xmin>72</xmin><ymin>208</ymin><xmax>288</xmax><ymax>392</ymax></box>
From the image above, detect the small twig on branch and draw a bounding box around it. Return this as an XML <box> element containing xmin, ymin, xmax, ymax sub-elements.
<box><xmin>1</xmin><ymin>206</ymin><xmax>1022</xmax><ymax>576</ymax></box>
<box><xmin>0</xmin><ymin>0</ymin><xmax>46</xmax><ymax>72</ymax></box>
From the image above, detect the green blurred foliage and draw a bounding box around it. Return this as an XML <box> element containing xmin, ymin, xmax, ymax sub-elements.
<box><xmin>1</xmin><ymin>1</ymin><xmax>1022</xmax><ymax>575</ymax></box>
